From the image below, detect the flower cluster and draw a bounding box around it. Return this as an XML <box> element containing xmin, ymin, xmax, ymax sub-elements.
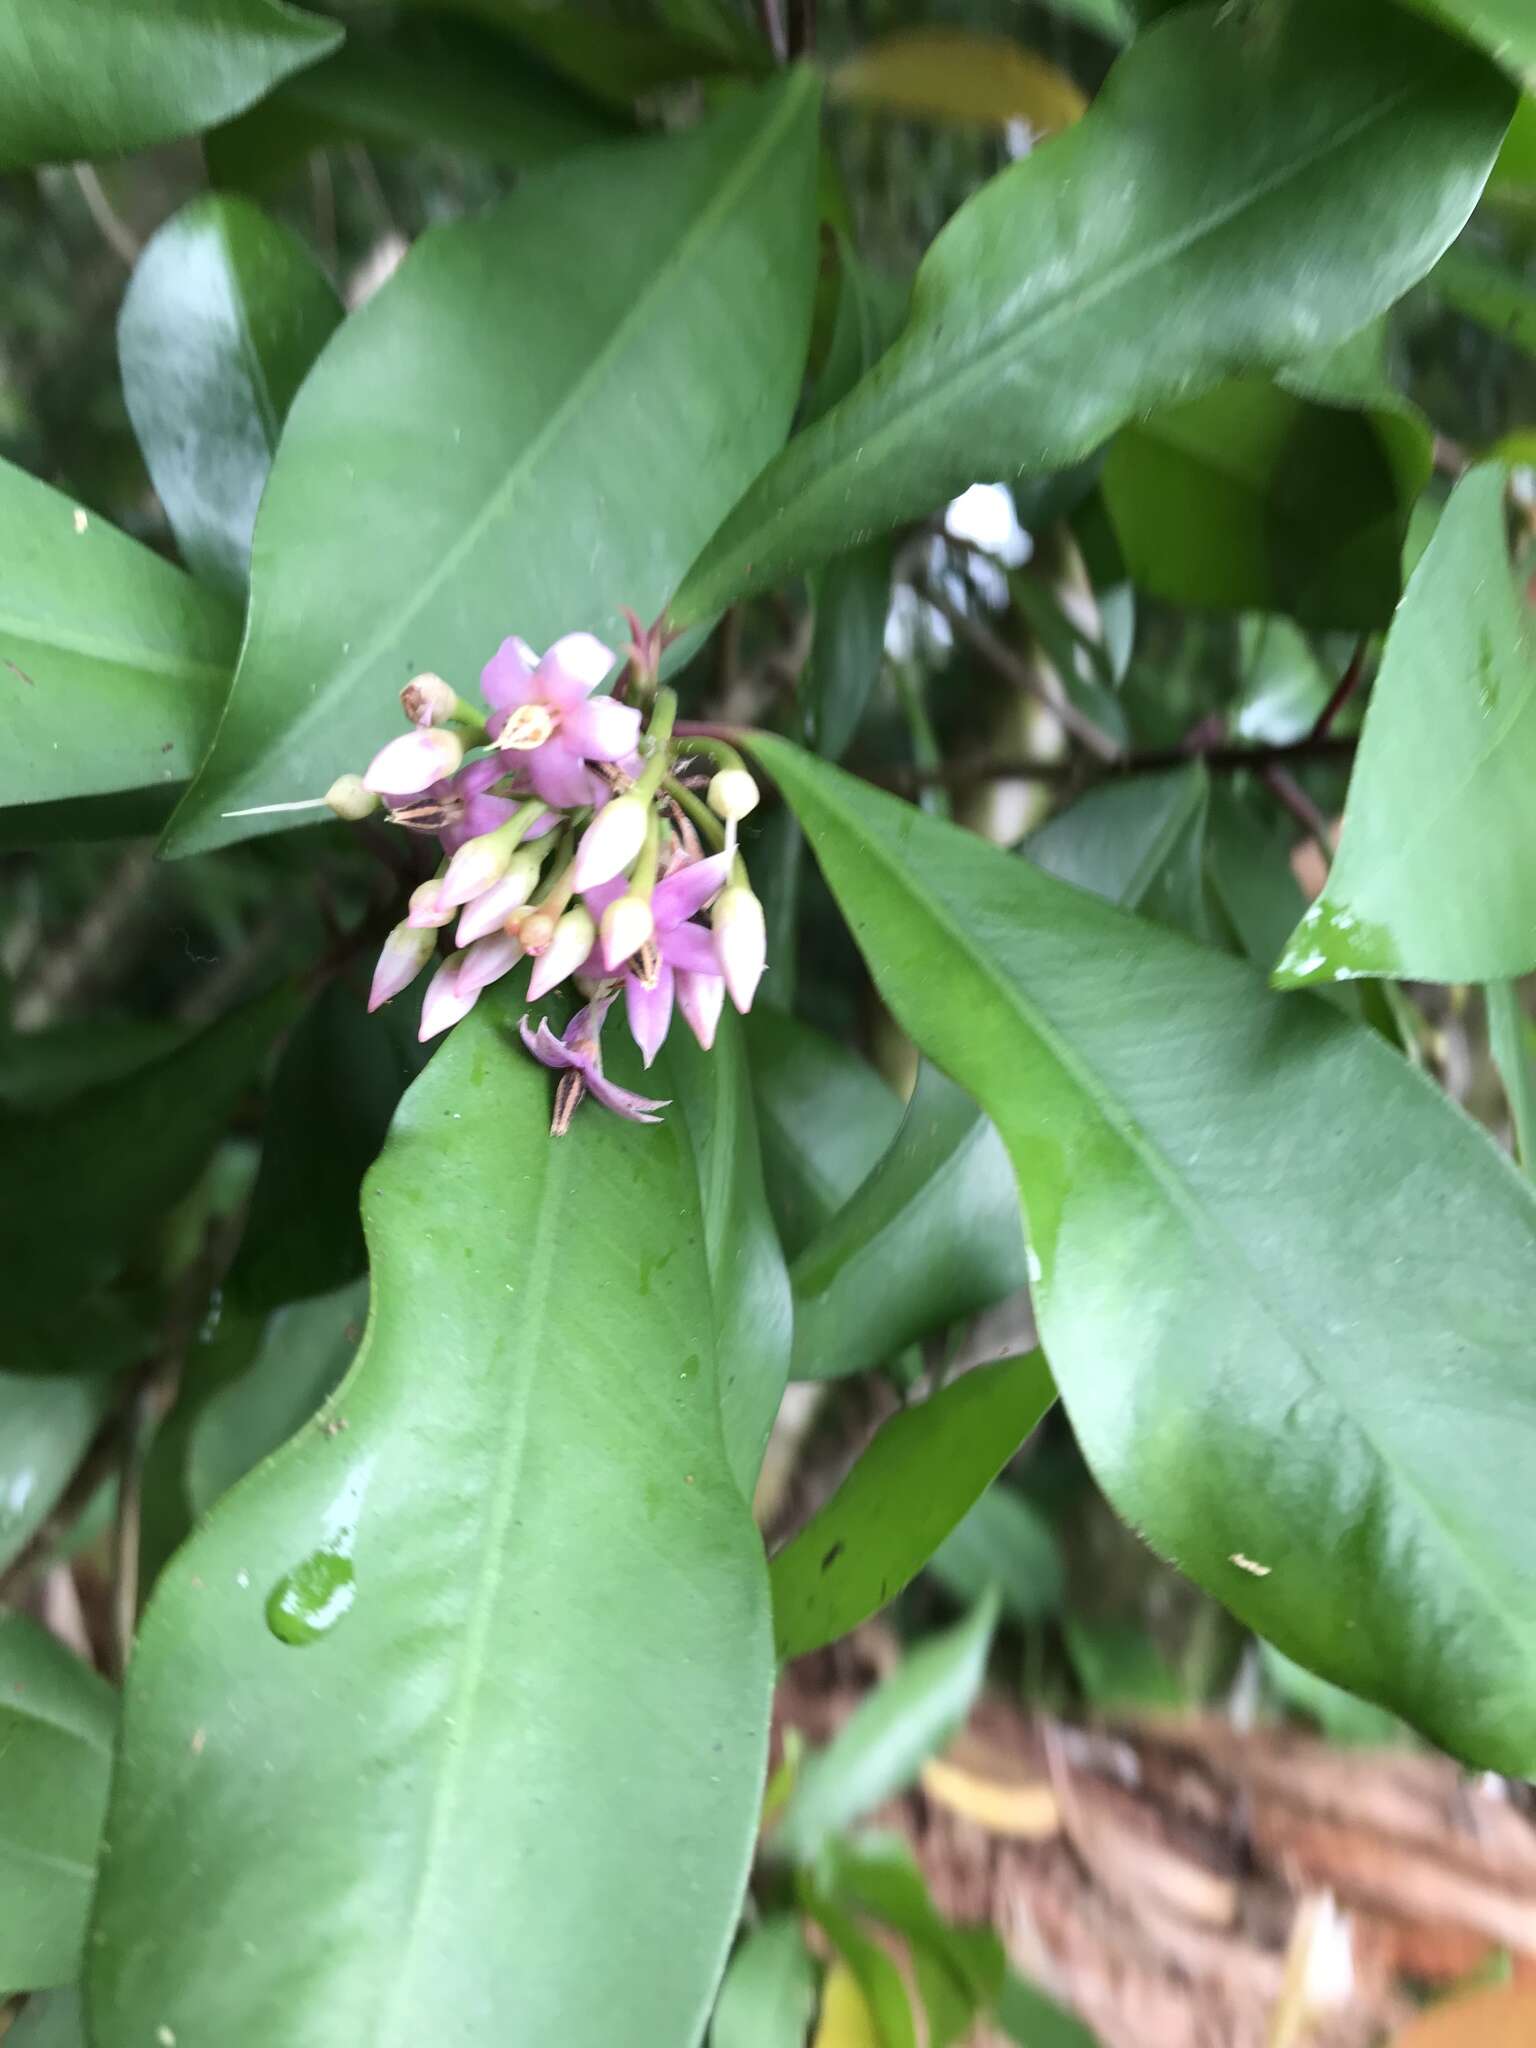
<box><xmin>324</xmin><ymin>625</ymin><xmax>766</xmax><ymax>1130</ymax></box>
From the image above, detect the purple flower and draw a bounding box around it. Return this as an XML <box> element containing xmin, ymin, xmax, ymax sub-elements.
<box><xmin>483</xmin><ymin>633</ymin><xmax>641</xmax><ymax>810</ymax></box>
<box><xmin>519</xmin><ymin>991</ymin><xmax>670</xmax><ymax>1134</ymax></box>
<box><xmin>582</xmin><ymin>851</ymin><xmax>731</xmax><ymax>1066</ymax></box>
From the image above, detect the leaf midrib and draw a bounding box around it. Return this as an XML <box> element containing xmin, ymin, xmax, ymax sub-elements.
<box><xmin>814</xmin><ymin>779</ymin><xmax>1530</xmax><ymax>1654</ymax></box>
<box><xmin>208</xmin><ymin>77</ymin><xmax>808</xmax><ymax>804</ymax></box>
<box><xmin>0</xmin><ymin>611</ymin><xmax>230</xmax><ymax>689</ymax></box>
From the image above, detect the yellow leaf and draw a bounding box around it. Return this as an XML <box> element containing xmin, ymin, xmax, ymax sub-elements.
<box><xmin>831</xmin><ymin>30</ymin><xmax>1087</xmax><ymax>134</ymax></box>
<box><xmin>812</xmin><ymin>1961</ymin><xmax>881</xmax><ymax>2048</ymax></box>
<box><xmin>920</xmin><ymin>1753</ymin><xmax>1060</xmax><ymax>1839</ymax></box>
<box><xmin>1392</xmin><ymin>1987</ymin><xmax>1536</xmax><ymax>2048</ymax></box>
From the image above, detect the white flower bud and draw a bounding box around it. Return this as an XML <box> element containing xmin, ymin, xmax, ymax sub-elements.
<box><xmin>572</xmin><ymin>793</ymin><xmax>649</xmax><ymax>891</ymax></box>
<box><xmin>324</xmin><ymin>773</ymin><xmax>379</xmax><ymax>821</ymax></box>
<box><xmin>707</xmin><ymin>768</ymin><xmax>760</xmax><ymax>823</ymax></box>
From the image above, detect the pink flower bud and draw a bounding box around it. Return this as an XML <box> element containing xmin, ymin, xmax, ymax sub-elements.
<box><xmin>572</xmin><ymin>792</ymin><xmax>649</xmax><ymax>891</ymax></box>
<box><xmin>527</xmin><ymin>906</ymin><xmax>597</xmax><ymax>1001</ymax></box>
<box><xmin>439</xmin><ymin>829</ymin><xmax>512</xmax><ymax>909</ymax></box>
<box><xmin>707</xmin><ymin>768</ymin><xmax>759</xmax><ymax>823</ymax></box>
<box><xmin>455</xmin><ymin>851</ymin><xmax>543</xmax><ymax>945</ymax></box>
<box><xmin>516</xmin><ymin>907</ymin><xmax>557</xmax><ymax>955</ymax></box>
<box><xmin>599</xmin><ymin>893</ymin><xmax>654</xmax><ymax>972</ymax></box>
<box><xmin>363</xmin><ymin>726</ymin><xmax>463</xmax><ymax>798</ymax></box>
<box><xmin>454</xmin><ymin>929</ymin><xmax>524</xmax><ymax>997</ymax></box>
<box><xmin>325</xmin><ymin>773</ymin><xmax>378</xmax><ymax>821</ymax></box>
<box><xmin>677</xmin><ymin>970</ymin><xmax>725</xmax><ymax>1051</ymax></box>
<box><xmin>368</xmin><ymin>922</ymin><xmax>435</xmax><ymax>1012</ymax></box>
<box><xmin>400</xmin><ymin>672</ymin><xmax>458</xmax><ymax>726</ymax></box>
<box><xmin>406</xmin><ymin>879</ymin><xmax>454</xmax><ymax>929</ymax></box>
<box><xmin>712</xmin><ymin>886</ymin><xmax>766</xmax><ymax>1014</ymax></box>
<box><xmin>418</xmin><ymin>954</ymin><xmax>480</xmax><ymax>1041</ymax></box>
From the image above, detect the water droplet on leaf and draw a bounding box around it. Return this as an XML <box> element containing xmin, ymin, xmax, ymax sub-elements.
<box><xmin>266</xmin><ymin>1549</ymin><xmax>356</xmax><ymax>1646</ymax></box>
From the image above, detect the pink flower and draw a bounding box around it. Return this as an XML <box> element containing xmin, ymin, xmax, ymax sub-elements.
<box><xmin>364</xmin><ymin>725</ymin><xmax>463</xmax><ymax>799</ymax></box>
<box><xmin>483</xmin><ymin>633</ymin><xmax>640</xmax><ymax>810</ymax></box>
<box><xmin>582</xmin><ymin>852</ymin><xmax>731</xmax><ymax>1066</ymax></box>
<box><xmin>519</xmin><ymin>990</ymin><xmax>669</xmax><ymax>1133</ymax></box>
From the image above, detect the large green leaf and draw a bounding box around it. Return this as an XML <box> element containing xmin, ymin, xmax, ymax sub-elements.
<box><xmin>119</xmin><ymin>195</ymin><xmax>342</xmax><ymax>600</ymax></box>
<box><xmin>1023</xmin><ymin>765</ymin><xmax>1214</xmax><ymax>944</ymax></box>
<box><xmin>0</xmin><ymin>0</ymin><xmax>340</xmax><ymax>170</ymax></box>
<box><xmin>0</xmin><ymin>459</ymin><xmax>235</xmax><ymax>828</ymax></box>
<box><xmin>164</xmin><ymin>73</ymin><xmax>820</xmax><ymax>854</ymax></box>
<box><xmin>206</xmin><ymin>12</ymin><xmax>620</xmax><ymax>185</ymax></box>
<box><xmin>1404</xmin><ymin>0</ymin><xmax>1536</xmax><ymax>85</ymax></box>
<box><xmin>0</xmin><ymin>1369</ymin><xmax>114</xmax><ymax>1573</ymax></box>
<box><xmin>0</xmin><ymin>1616</ymin><xmax>114</xmax><ymax>1994</ymax></box>
<box><xmin>710</xmin><ymin>1916</ymin><xmax>818</xmax><ymax>2048</ymax></box>
<box><xmin>750</xmin><ymin>737</ymin><xmax>1536</xmax><ymax>1771</ymax></box>
<box><xmin>788</xmin><ymin>1064</ymin><xmax>1026</xmax><ymax>1381</ymax></box>
<box><xmin>1103</xmin><ymin>376</ymin><xmax>1429</xmax><ymax>628</ymax></box>
<box><xmin>742</xmin><ymin>1009</ymin><xmax>903</xmax><ymax>1259</ymax></box>
<box><xmin>0</xmin><ymin>983</ymin><xmax>295</xmax><ymax>1358</ymax></box>
<box><xmin>669</xmin><ymin>1013</ymin><xmax>792</xmax><ymax>1492</ymax></box>
<box><xmin>771</xmin><ymin>1354</ymin><xmax>1054</xmax><ymax>1658</ymax></box>
<box><xmin>1275</xmin><ymin>465</ymin><xmax>1536</xmax><ymax>987</ymax></box>
<box><xmin>672</xmin><ymin>0</ymin><xmax>1510</xmax><ymax>621</ymax></box>
<box><xmin>89</xmin><ymin>995</ymin><xmax>774</xmax><ymax>2046</ymax></box>
<box><xmin>774</xmin><ymin>1596</ymin><xmax>997</xmax><ymax>1863</ymax></box>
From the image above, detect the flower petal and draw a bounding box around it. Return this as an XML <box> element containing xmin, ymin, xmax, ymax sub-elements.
<box><xmin>561</xmin><ymin>694</ymin><xmax>642</xmax><ymax>764</ymax></box>
<box><xmin>584</xmin><ymin>1069</ymin><xmax>670</xmax><ymax>1124</ymax></box>
<box><xmin>624</xmin><ymin>962</ymin><xmax>675</xmax><ymax>1068</ymax></box>
<box><xmin>518</xmin><ymin>1015</ymin><xmax>576</xmax><ymax>1070</ymax></box>
<box><xmin>480</xmin><ymin>635</ymin><xmax>539</xmax><ymax>711</ymax></box>
<box><xmin>455</xmin><ymin>930</ymin><xmax>524</xmax><ymax>996</ymax></box>
<box><xmin>652</xmin><ymin>851</ymin><xmax>732</xmax><ymax>932</ymax></box>
<box><xmin>363</xmin><ymin>727</ymin><xmax>464</xmax><ymax>798</ymax></box>
<box><xmin>526</xmin><ymin>741</ymin><xmax>604</xmax><ymax>810</ymax></box>
<box><xmin>419</xmin><ymin>955</ymin><xmax>480</xmax><ymax>1041</ymax></box>
<box><xmin>368</xmin><ymin>923</ymin><xmax>435</xmax><ymax>1011</ymax></box>
<box><xmin>536</xmin><ymin>632</ymin><xmax>616</xmax><ymax>706</ymax></box>
<box><xmin>658</xmin><ymin>920</ymin><xmax>719</xmax><ymax>975</ymax></box>
<box><xmin>676</xmin><ymin>969</ymin><xmax>725</xmax><ymax>1052</ymax></box>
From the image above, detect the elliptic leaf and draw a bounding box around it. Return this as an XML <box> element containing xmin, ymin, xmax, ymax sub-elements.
<box><xmin>0</xmin><ymin>1616</ymin><xmax>114</xmax><ymax>1994</ymax></box>
<box><xmin>771</xmin><ymin>1354</ymin><xmax>1054</xmax><ymax>1658</ymax></box>
<box><xmin>0</xmin><ymin>460</ymin><xmax>235</xmax><ymax>826</ymax></box>
<box><xmin>119</xmin><ymin>195</ymin><xmax>342</xmax><ymax>599</ymax></box>
<box><xmin>0</xmin><ymin>1370</ymin><xmax>115</xmax><ymax>1573</ymax></box>
<box><xmin>1275</xmin><ymin>466</ymin><xmax>1536</xmax><ymax>987</ymax></box>
<box><xmin>928</xmin><ymin>1485</ymin><xmax>1064</xmax><ymax>1626</ymax></box>
<box><xmin>164</xmin><ymin>74</ymin><xmax>820</xmax><ymax>853</ymax></box>
<box><xmin>1024</xmin><ymin>764</ymin><xmax>1213</xmax><ymax>944</ymax></box>
<box><xmin>673</xmin><ymin>0</ymin><xmax>1511</xmax><ymax>620</ymax></box>
<box><xmin>751</xmin><ymin>736</ymin><xmax>1536</xmax><ymax>1771</ymax></box>
<box><xmin>711</xmin><ymin>1916</ymin><xmax>818</xmax><ymax>2048</ymax></box>
<box><xmin>89</xmin><ymin>998</ymin><xmax>773</xmax><ymax>2047</ymax></box>
<box><xmin>788</xmin><ymin>1065</ymin><xmax>1027</xmax><ymax>1381</ymax></box>
<box><xmin>830</xmin><ymin>31</ymin><xmax>1087</xmax><ymax>132</ymax></box>
<box><xmin>0</xmin><ymin>0</ymin><xmax>341</xmax><ymax>171</ymax></box>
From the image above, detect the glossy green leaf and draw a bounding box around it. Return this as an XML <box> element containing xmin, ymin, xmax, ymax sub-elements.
<box><xmin>0</xmin><ymin>0</ymin><xmax>340</xmax><ymax>170</ymax></box>
<box><xmin>1023</xmin><ymin>765</ymin><xmax>1213</xmax><ymax>944</ymax></box>
<box><xmin>6</xmin><ymin>1988</ymin><xmax>86</xmax><ymax>2048</ymax></box>
<box><xmin>1103</xmin><ymin>377</ymin><xmax>1429</xmax><ymax>628</ymax></box>
<box><xmin>711</xmin><ymin>1916</ymin><xmax>819</xmax><ymax>2048</ymax></box>
<box><xmin>669</xmin><ymin>1012</ymin><xmax>793</xmax><ymax>1491</ymax></box>
<box><xmin>206</xmin><ymin>12</ymin><xmax>619</xmax><ymax>185</ymax></box>
<box><xmin>821</xmin><ymin>1839</ymin><xmax>1004</xmax><ymax>2014</ymax></box>
<box><xmin>789</xmin><ymin>1066</ymin><xmax>1027</xmax><ymax>1382</ymax></box>
<box><xmin>164</xmin><ymin>74</ymin><xmax>820</xmax><ymax>854</ymax></box>
<box><xmin>1492</xmin><ymin>94</ymin><xmax>1536</xmax><ymax>198</ymax></box>
<box><xmin>0</xmin><ymin>983</ymin><xmax>295</xmax><ymax>1364</ymax></box>
<box><xmin>673</xmin><ymin>0</ymin><xmax>1511</xmax><ymax>621</ymax></box>
<box><xmin>230</xmin><ymin>979</ymin><xmax>424</xmax><ymax>1312</ymax></box>
<box><xmin>89</xmin><ymin>996</ymin><xmax>773</xmax><ymax>2046</ymax></box>
<box><xmin>743</xmin><ymin>1010</ymin><xmax>903</xmax><ymax>1259</ymax></box>
<box><xmin>1276</xmin><ymin>466</ymin><xmax>1536</xmax><ymax>987</ymax></box>
<box><xmin>119</xmin><ymin>195</ymin><xmax>342</xmax><ymax>600</ymax></box>
<box><xmin>1233</xmin><ymin>615</ymin><xmax>1333</xmax><ymax>747</ymax></box>
<box><xmin>775</xmin><ymin>1595</ymin><xmax>997</xmax><ymax>1862</ymax></box>
<box><xmin>996</xmin><ymin>1971</ymin><xmax>1102</xmax><ymax>2048</ymax></box>
<box><xmin>187</xmin><ymin>1279</ymin><xmax>368</xmax><ymax>1516</ymax></box>
<box><xmin>1403</xmin><ymin>0</ymin><xmax>1536</xmax><ymax>84</ymax></box>
<box><xmin>1432</xmin><ymin>245</ymin><xmax>1536</xmax><ymax>360</ymax></box>
<box><xmin>0</xmin><ymin>1616</ymin><xmax>114</xmax><ymax>1994</ymax></box>
<box><xmin>751</xmin><ymin>736</ymin><xmax>1536</xmax><ymax>1770</ymax></box>
<box><xmin>0</xmin><ymin>459</ymin><xmax>235</xmax><ymax>827</ymax></box>
<box><xmin>1259</xmin><ymin>1641</ymin><xmax>1406</xmax><ymax>1747</ymax></box>
<box><xmin>0</xmin><ymin>1370</ymin><xmax>114</xmax><ymax>1572</ymax></box>
<box><xmin>1201</xmin><ymin>781</ymin><xmax>1309</xmax><ymax>971</ymax></box>
<box><xmin>447</xmin><ymin>2</ymin><xmax>760</xmax><ymax>106</ymax></box>
<box><xmin>927</xmin><ymin>1484</ymin><xmax>1064</xmax><ymax>1626</ymax></box>
<box><xmin>771</xmin><ymin>1355</ymin><xmax>1053</xmax><ymax>1658</ymax></box>
<box><xmin>1488</xmin><ymin>981</ymin><xmax>1536</xmax><ymax>1169</ymax></box>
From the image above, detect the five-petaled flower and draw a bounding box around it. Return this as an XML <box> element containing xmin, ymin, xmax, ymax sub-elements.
<box><xmin>519</xmin><ymin>993</ymin><xmax>669</xmax><ymax>1134</ymax></box>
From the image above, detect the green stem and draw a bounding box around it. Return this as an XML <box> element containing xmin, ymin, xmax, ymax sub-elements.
<box><xmin>634</xmin><ymin>688</ymin><xmax>678</xmax><ymax>802</ymax></box>
<box><xmin>664</xmin><ymin>774</ymin><xmax>725</xmax><ymax>849</ymax></box>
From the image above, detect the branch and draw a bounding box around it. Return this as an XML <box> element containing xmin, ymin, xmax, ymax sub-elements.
<box><xmin>876</xmin><ymin>731</ymin><xmax>1358</xmax><ymax>795</ymax></box>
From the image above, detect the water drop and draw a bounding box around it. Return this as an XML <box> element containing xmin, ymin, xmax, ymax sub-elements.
<box><xmin>266</xmin><ymin>1549</ymin><xmax>356</xmax><ymax>1646</ymax></box>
